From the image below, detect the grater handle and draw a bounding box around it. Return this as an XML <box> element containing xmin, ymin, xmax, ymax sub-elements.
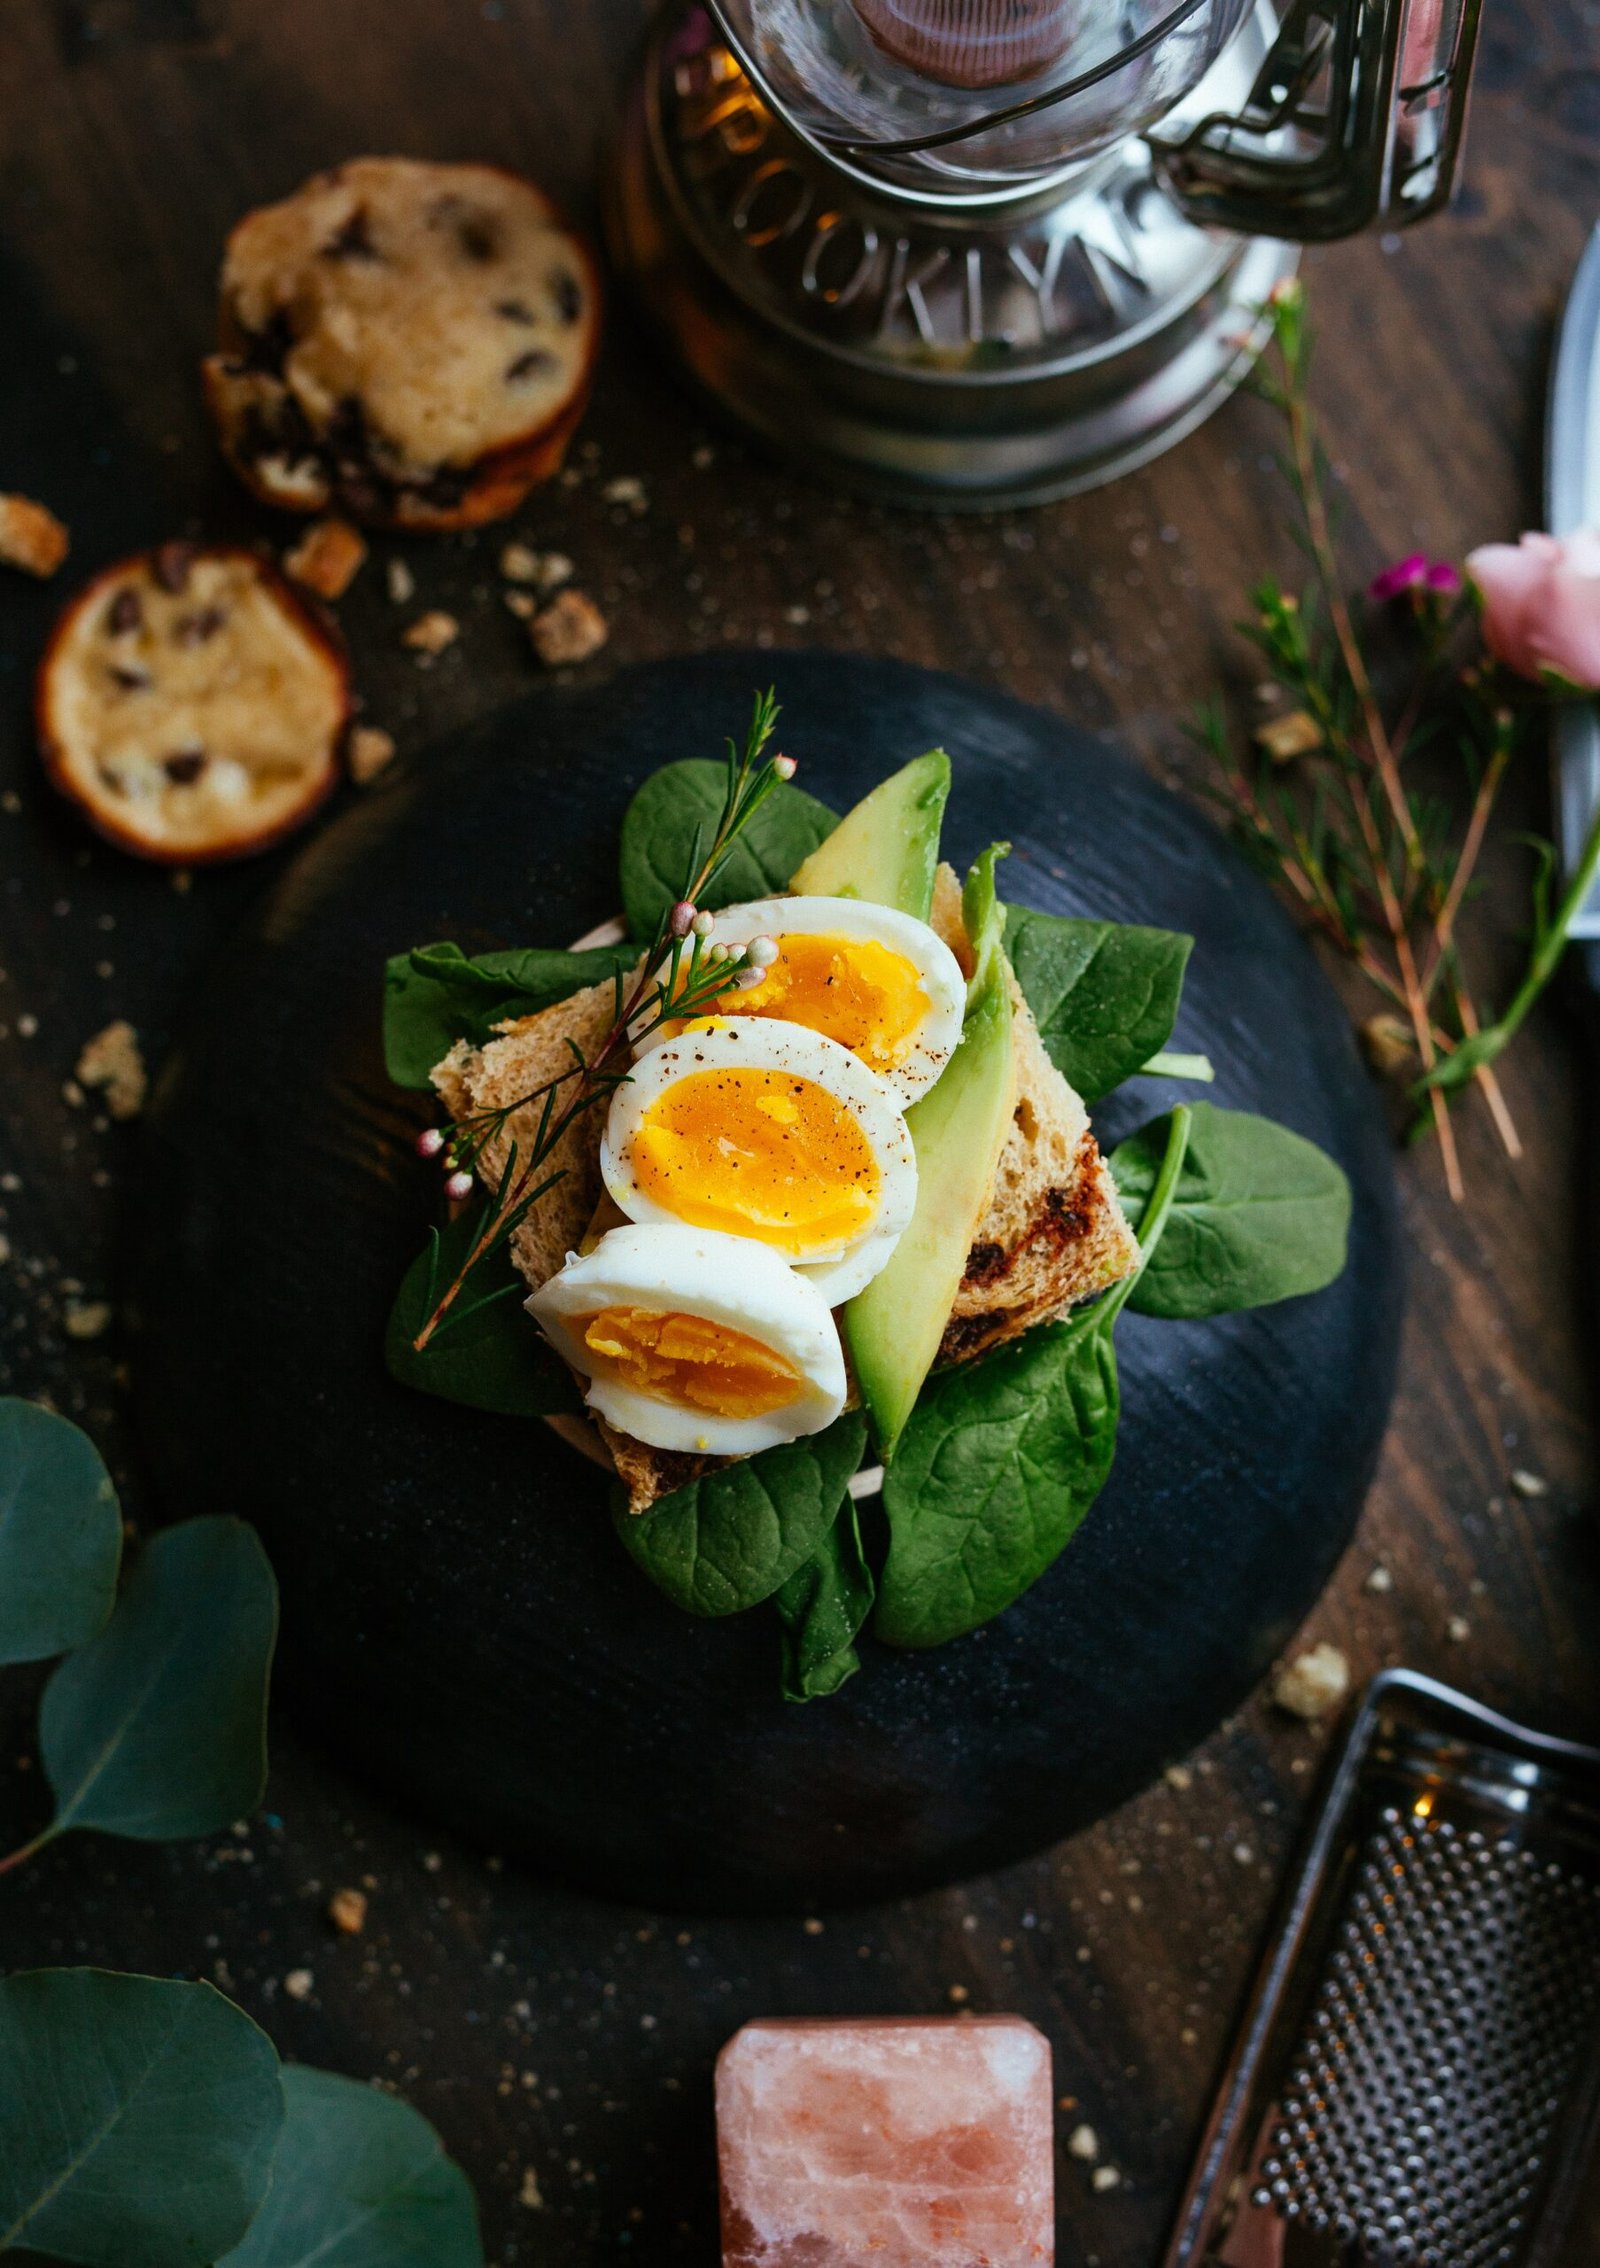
<box><xmin>1149</xmin><ymin>0</ymin><xmax>1483</xmax><ymax>243</ymax></box>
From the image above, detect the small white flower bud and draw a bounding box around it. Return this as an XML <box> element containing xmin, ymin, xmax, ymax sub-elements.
<box><xmin>732</xmin><ymin>965</ymin><xmax>766</xmax><ymax>990</ymax></box>
<box><xmin>691</xmin><ymin>909</ymin><xmax>715</xmax><ymax>937</ymax></box>
<box><xmin>415</xmin><ymin>1127</ymin><xmax>445</xmax><ymax>1159</ymax></box>
<box><xmin>444</xmin><ymin>1169</ymin><xmax>474</xmax><ymax>1203</ymax></box>
<box><xmin>772</xmin><ymin>754</ymin><xmax>797</xmax><ymax>780</ymax></box>
<box><xmin>745</xmin><ymin>935</ymin><xmax>779</xmax><ymax>969</ymax></box>
<box><xmin>669</xmin><ymin>899</ymin><xmax>697</xmax><ymax>938</ymax></box>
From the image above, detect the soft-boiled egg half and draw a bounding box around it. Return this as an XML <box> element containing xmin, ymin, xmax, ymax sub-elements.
<box><xmin>601</xmin><ymin>1018</ymin><xmax>917</xmax><ymax>1303</ymax></box>
<box><xmin>529</xmin><ymin>1223</ymin><xmax>847</xmax><ymax>1455</ymax></box>
<box><xmin>639</xmin><ymin>896</ymin><xmax>966</xmax><ymax>1106</ymax></box>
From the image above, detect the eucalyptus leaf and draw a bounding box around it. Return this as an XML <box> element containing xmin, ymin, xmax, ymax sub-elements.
<box><xmin>618</xmin><ymin>758</ymin><xmax>836</xmax><ymax>941</ymax></box>
<box><xmin>0</xmin><ymin>1968</ymin><xmax>282</xmax><ymax>2267</ymax></box>
<box><xmin>219</xmin><ymin>2065</ymin><xmax>483</xmax><ymax>2268</ymax></box>
<box><xmin>0</xmin><ymin>1399</ymin><xmax>122</xmax><ymax>1667</ymax></box>
<box><xmin>39</xmin><ymin>1518</ymin><xmax>277</xmax><ymax>1844</ymax></box>
<box><xmin>614</xmin><ymin>1411</ymin><xmax>869</xmax><ymax>1618</ymax></box>
<box><xmin>384</xmin><ymin>940</ymin><xmax>637</xmax><ymax>1091</ymax></box>
<box><xmin>1003</xmin><ymin>906</ymin><xmax>1192</xmax><ymax>1102</ymax></box>
<box><xmin>875</xmin><ymin>1312</ymin><xmax>1120</xmax><ymax>1649</ymax></box>
<box><xmin>1109</xmin><ymin>1101</ymin><xmax>1350</xmax><ymax>1319</ymax></box>
<box><xmin>386</xmin><ymin>1205</ymin><xmax>577</xmax><ymax>1418</ymax></box>
<box><xmin>774</xmin><ymin>1499</ymin><xmax>875</xmax><ymax>1702</ymax></box>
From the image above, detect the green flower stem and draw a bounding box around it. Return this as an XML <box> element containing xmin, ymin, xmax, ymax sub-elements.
<box><xmin>1107</xmin><ymin>1104</ymin><xmax>1193</xmax><ymax>1323</ymax></box>
<box><xmin>1416</xmin><ymin>788</ymin><xmax>1600</xmax><ymax>1097</ymax></box>
<box><xmin>0</xmin><ymin>1825</ymin><xmax>58</xmax><ymax>1878</ymax></box>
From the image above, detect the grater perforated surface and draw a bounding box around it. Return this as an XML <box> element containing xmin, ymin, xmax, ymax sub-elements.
<box><xmin>1251</xmin><ymin>1806</ymin><xmax>1600</xmax><ymax>2264</ymax></box>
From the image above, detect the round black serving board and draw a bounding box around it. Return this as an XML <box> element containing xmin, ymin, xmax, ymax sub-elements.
<box><xmin>137</xmin><ymin>652</ymin><xmax>1401</xmax><ymax>1912</ymax></box>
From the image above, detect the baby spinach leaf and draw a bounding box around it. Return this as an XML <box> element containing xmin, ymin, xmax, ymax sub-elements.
<box><xmin>0</xmin><ymin>1399</ymin><xmax>122</xmax><ymax>1668</ymax></box>
<box><xmin>614</xmin><ymin>1411</ymin><xmax>869</xmax><ymax>1618</ymax></box>
<box><xmin>384</xmin><ymin>939</ymin><xmax>636</xmax><ymax>1091</ymax></box>
<box><xmin>1003</xmin><ymin>905</ymin><xmax>1193</xmax><ymax>1102</ymax></box>
<box><xmin>219</xmin><ymin>2064</ymin><xmax>483</xmax><ymax>2268</ymax></box>
<box><xmin>774</xmin><ymin>1499</ymin><xmax>875</xmax><ymax>1702</ymax></box>
<box><xmin>1109</xmin><ymin>1101</ymin><xmax>1350</xmax><ymax>1318</ymax></box>
<box><xmin>618</xmin><ymin>758</ymin><xmax>836</xmax><ymax>941</ymax></box>
<box><xmin>876</xmin><ymin>1107</ymin><xmax>1193</xmax><ymax>1649</ymax></box>
<box><xmin>386</xmin><ymin>1205</ymin><xmax>577</xmax><ymax>1419</ymax></box>
<box><xmin>875</xmin><ymin>1312</ymin><xmax>1120</xmax><ymax>1648</ymax></box>
<box><xmin>39</xmin><ymin>1518</ymin><xmax>277</xmax><ymax>1845</ymax></box>
<box><xmin>0</xmin><ymin>1968</ymin><xmax>283</xmax><ymax>2268</ymax></box>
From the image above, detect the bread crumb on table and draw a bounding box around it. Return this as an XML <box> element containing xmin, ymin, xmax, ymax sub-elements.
<box><xmin>0</xmin><ymin>493</ymin><xmax>70</xmax><ymax>577</ymax></box>
<box><xmin>347</xmin><ymin>725</ymin><xmax>397</xmax><ymax>785</ymax></box>
<box><xmin>284</xmin><ymin>516</ymin><xmax>367</xmax><ymax>599</ymax></box>
<box><xmin>386</xmin><ymin>557</ymin><xmax>416</xmax><ymax>606</ymax></box>
<box><xmin>530</xmin><ymin>588</ymin><xmax>608</xmax><ymax>667</ymax></box>
<box><xmin>402</xmin><ymin>609</ymin><xmax>460</xmax><ymax>656</ymax></box>
<box><xmin>327</xmin><ymin>1885</ymin><xmax>368</xmax><ymax>1935</ymax></box>
<box><xmin>282</xmin><ymin>1967</ymin><xmax>314</xmax><ymax>2001</ymax></box>
<box><xmin>75</xmin><ymin>1020</ymin><xmax>146</xmax><ymax>1120</ymax></box>
<box><xmin>1271</xmin><ymin>1640</ymin><xmax>1350</xmax><ymax>1721</ymax></box>
<box><xmin>63</xmin><ymin>1299</ymin><xmax>112</xmax><ymax>1341</ymax></box>
<box><xmin>1068</xmin><ymin>2124</ymin><xmax>1099</xmax><ymax>2162</ymax></box>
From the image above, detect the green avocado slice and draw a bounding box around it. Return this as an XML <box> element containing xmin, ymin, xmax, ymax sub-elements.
<box><xmin>787</xmin><ymin>750</ymin><xmax>950</xmax><ymax>920</ymax></box>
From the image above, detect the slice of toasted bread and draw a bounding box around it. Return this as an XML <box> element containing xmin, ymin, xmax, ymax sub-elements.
<box><xmin>432</xmin><ymin>875</ymin><xmax>1140</xmax><ymax>1512</ymax></box>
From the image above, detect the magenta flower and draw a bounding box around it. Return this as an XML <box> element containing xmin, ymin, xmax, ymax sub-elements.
<box><xmin>1466</xmin><ymin>530</ymin><xmax>1600</xmax><ymax>689</ymax></box>
<box><xmin>1370</xmin><ymin>553</ymin><xmax>1462</xmax><ymax>605</ymax></box>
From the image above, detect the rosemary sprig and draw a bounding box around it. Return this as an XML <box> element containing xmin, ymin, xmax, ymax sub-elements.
<box><xmin>1201</xmin><ymin>279</ymin><xmax>1594</xmax><ymax>1202</ymax></box>
<box><xmin>409</xmin><ymin>689</ymin><xmax>793</xmax><ymax>1352</ymax></box>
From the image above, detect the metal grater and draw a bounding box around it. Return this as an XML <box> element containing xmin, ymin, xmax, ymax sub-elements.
<box><xmin>1165</xmin><ymin>1670</ymin><xmax>1600</xmax><ymax>2268</ymax></box>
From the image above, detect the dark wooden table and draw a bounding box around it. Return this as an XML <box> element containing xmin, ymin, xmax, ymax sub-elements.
<box><xmin>2</xmin><ymin>2</ymin><xmax>1598</xmax><ymax>2261</ymax></box>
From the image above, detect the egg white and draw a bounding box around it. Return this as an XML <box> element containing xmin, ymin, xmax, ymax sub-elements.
<box><xmin>528</xmin><ymin>1223</ymin><xmax>847</xmax><ymax>1455</ymax></box>
<box><xmin>636</xmin><ymin>895</ymin><xmax>967</xmax><ymax>1105</ymax></box>
<box><xmin>602</xmin><ymin>1019</ymin><xmax>917</xmax><ymax>1290</ymax></box>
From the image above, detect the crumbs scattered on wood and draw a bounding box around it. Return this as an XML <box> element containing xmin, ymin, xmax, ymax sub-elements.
<box><xmin>530</xmin><ymin>589</ymin><xmax>608</xmax><ymax>667</ymax></box>
<box><xmin>1271</xmin><ymin>1640</ymin><xmax>1349</xmax><ymax>1721</ymax></box>
<box><xmin>327</xmin><ymin>1885</ymin><xmax>368</xmax><ymax>1934</ymax></box>
<box><xmin>402</xmin><ymin>610</ymin><xmax>460</xmax><ymax>657</ymax></box>
<box><xmin>0</xmin><ymin>493</ymin><xmax>70</xmax><ymax>577</ymax></box>
<box><xmin>347</xmin><ymin>726</ymin><xmax>396</xmax><ymax>785</ymax></box>
<box><xmin>386</xmin><ymin>557</ymin><xmax>416</xmax><ymax>606</ymax></box>
<box><xmin>284</xmin><ymin>516</ymin><xmax>367</xmax><ymax>600</ymax></box>
<box><xmin>63</xmin><ymin>1299</ymin><xmax>112</xmax><ymax>1341</ymax></box>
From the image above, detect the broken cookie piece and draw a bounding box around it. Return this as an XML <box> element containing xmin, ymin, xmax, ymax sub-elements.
<box><xmin>203</xmin><ymin>157</ymin><xmax>600</xmax><ymax>531</ymax></box>
<box><xmin>37</xmin><ymin>546</ymin><xmax>351</xmax><ymax>862</ymax></box>
<box><xmin>0</xmin><ymin>494</ymin><xmax>70</xmax><ymax>578</ymax></box>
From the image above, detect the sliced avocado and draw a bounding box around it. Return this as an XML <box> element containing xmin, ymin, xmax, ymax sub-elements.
<box><xmin>844</xmin><ymin>844</ymin><xmax>1015</xmax><ymax>1458</ymax></box>
<box><xmin>787</xmin><ymin>750</ymin><xmax>950</xmax><ymax>921</ymax></box>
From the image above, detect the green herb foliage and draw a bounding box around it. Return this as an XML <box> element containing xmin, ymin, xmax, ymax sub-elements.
<box><xmin>0</xmin><ymin>1969</ymin><xmax>283</xmax><ymax>2267</ymax></box>
<box><xmin>219</xmin><ymin>2065</ymin><xmax>483</xmax><ymax>2268</ymax></box>
<box><xmin>1109</xmin><ymin>1101</ymin><xmax>1350</xmax><ymax>1319</ymax></box>
<box><xmin>386</xmin><ymin>1204</ymin><xmax>577</xmax><ymax>1418</ymax></box>
<box><xmin>38</xmin><ymin>1518</ymin><xmax>277</xmax><ymax>1846</ymax></box>
<box><xmin>384</xmin><ymin>940</ymin><xmax>637</xmax><ymax>1092</ymax></box>
<box><xmin>0</xmin><ymin>1399</ymin><xmax>122</xmax><ymax>1668</ymax></box>
<box><xmin>876</xmin><ymin>1110</ymin><xmax>1191</xmax><ymax>1648</ymax></box>
<box><xmin>775</xmin><ymin>1500</ymin><xmax>875</xmax><ymax>1702</ymax></box>
<box><xmin>1002</xmin><ymin>906</ymin><xmax>1192</xmax><ymax>1102</ymax></box>
<box><xmin>618</xmin><ymin>758</ymin><xmax>836</xmax><ymax>940</ymax></box>
<box><xmin>614</xmin><ymin>1411</ymin><xmax>869</xmax><ymax>1618</ymax></box>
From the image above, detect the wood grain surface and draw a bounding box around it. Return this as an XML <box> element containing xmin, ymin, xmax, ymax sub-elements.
<box><xmin>1</xmin><ymin>1</ymin><xmax>1597</xmax><ymax>2262</ymax></box>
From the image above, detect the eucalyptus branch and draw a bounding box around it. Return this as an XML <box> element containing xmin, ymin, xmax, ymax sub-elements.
<box><xmin>409</xmin><ymin>691</ymin><xmax>796</xmax><ymax>1353</ymax></box>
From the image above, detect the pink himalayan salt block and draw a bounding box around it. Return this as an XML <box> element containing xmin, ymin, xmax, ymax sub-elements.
<box><xmin>717</xmin><ymin>2016</ymin><xmax>1054</xmax><ymax>2268</ymax></box>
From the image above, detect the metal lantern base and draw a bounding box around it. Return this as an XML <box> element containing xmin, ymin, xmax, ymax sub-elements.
<box><xmin>605</xmin><ymin>1</ymin><xmax>1299</xmax><ymax>509</ymax></box>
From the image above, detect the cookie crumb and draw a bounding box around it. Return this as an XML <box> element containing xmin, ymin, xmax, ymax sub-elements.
<box><xmin>530</xmin><ymin>588</ymin><xmax>608</xmax><ymax>667</ymax></box>
<box><xmin>0</xmin><ymin>494</ymin><xmax>70</xmax><ymax>577</ymax></box>
<box><xmin>503</xmin><ymin>589</ymin><xmax>537</xmax><ymax>620</ymax></box>
<box><xmin>1253</xmin><ymin>707</ymin><xmax>1323</xmax><ymax>763</ymax></box>
<box><xmin>284</xmin><ymin>516</ymin><xmax>367</xmax><ymax>599</ymax></box>
<box><xmin>1447</xmin><ymin>1614</ymin><xmax>1471</xmax><ymax>1643</ymax></box>
<box><xmin>386</xmin><ymin>557</ymin><xmax>416</xmax><ymax>605</ymax></box>
<box><xmin>519</xmin><ymin>2166</ymin><xmax>544</xmax><ymax>2209</ymax></box>
<box><xmin>1091</xmin><ymin>2165</ymin><xmax>1121</xmax><ymax>2193</ymax></box>
<box><xmin>1068</xmin><ymin>2124</ymin><xmax>1099</xmax><ymax>2162</ymax></box>
<box><xmin>1364</xmin><ymin>1564</ymin><xmax>1394</xmax><ymax>1594</ymax></box>
<box><xmin>499</xmin><ymin>540</ymin><xmax>542</xmax><ymax>583</ymax></box>
<box><xmin>1359</xmin><ymin>1014</ymin><xmax>1412</xmax><ymax>1076</ymax></box>
<box><xmin>1509</xmin><ymin>1468</ymin><xmax>1548</xmax><ymax>1499</ymax></box>
<box><xmin>76</xmin><ymin>1021</ymin><xmax>147</xmax><ymax>1120</ymax></box>
<box><xmin>1271</xmin><ymin>1641</ymin><xmax>1350</xmax><ymax>1722</ymax></box>
<box><xmin>601</xmin><ymin>475</ymin><xmax>648</xmax><ymax>513</ymax></box>
<box><xmin>282</xmin><ymin>1967</ymin><xmax>314</xmax><ymax>2001</ymax></box>
<box><xmin>1162</xmin><ymin>1764</ymin><xmax>1192</xmax><ymax>1792</ymax></box>
<box><xmin>348</xmin><ymin>726</ymin><xmax>397</xmax><ymax>785</ymax></box>
<box><xmin>402</xmin><ymin>609</ymin><xmax>460</xmax><ymax>656</ymax></box>
<box><xmin>327</xmin><ymin>1885</ymin><xmax>368</xmax><ymax>1935</ymax></box>
<box><xmin>63</xmin><ymin>1299</ymin><xmax>112</xmax><ymax>1341</ymax></box>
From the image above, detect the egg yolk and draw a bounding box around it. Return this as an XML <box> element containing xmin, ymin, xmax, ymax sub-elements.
<box><xmin>627</xmin><ymin>1066</ymin><xmax>880</xmax><ymax>1254</ymax></box>
<box><xmin>718</xmin><ymin>934</ymin><xmax>928</xmax><ymax>1075</ymax></box>
<box><xmin>580</xmin><ymin>1306</ymin><xmax>805</xmax><ymax>1418</ymax></box>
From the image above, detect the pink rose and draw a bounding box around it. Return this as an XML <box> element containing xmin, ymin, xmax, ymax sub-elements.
<box><xmin>1466</xmin><ymin>529</ymin><xmax>1600</xmax><ymax>688</ymax></box>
